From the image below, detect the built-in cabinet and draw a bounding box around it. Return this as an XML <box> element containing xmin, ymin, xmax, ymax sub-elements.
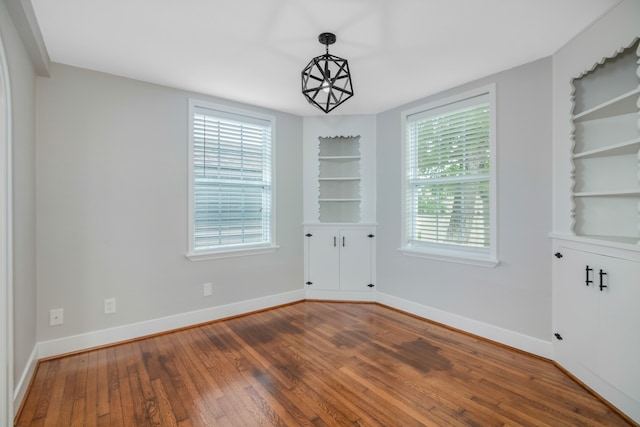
<box><xmin>552</xmin><ymin>21</ymin><xmax>640</xmax><ymax>424</ymax></box>
<box><xmin>304</xmin><ymin>226</ymin><xmax>375</xmax><ymax>293</ymax></box>
<box><xmin>303</xmin><ymin>115</ymin><xmax>376</xmax><ymax>300</ymax></box>
<box><xmin>552</xmin><ymin>240</ymin><xmax>640</xmax><ymax>421</ymax></box>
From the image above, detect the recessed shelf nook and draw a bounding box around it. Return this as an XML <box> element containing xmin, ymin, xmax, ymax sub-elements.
<box><xmin>569</xmin><ymin>38</ymin><xmax>640</xmax><ymax>246</ymax></box>
<box><xmin>318</xmin><ymin>136</ymin><xmax>361</xmax><ymax>223</ymax></box>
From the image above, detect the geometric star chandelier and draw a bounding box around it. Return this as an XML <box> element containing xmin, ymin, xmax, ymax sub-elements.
<box><xmin>301</xmin><ymin>32</ymin><xmax>354</xmax><ymax>113</ymax></box>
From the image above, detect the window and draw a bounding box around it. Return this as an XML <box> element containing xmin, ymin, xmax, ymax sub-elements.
<box><xmin>187</xmin><ymin>100</ymin><xmax>277</xmax><ymax>260</ymax></box>
<box><xmin>401</xmin><ymin>86</ymin><xmax>497</xmax><ymax>267</ymax></box>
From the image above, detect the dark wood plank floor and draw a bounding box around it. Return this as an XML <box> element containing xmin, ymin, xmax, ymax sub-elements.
<box><xmin>16</xmin><ymin>301</ymin><xmax>634</xmax><ymax>426</ymax></box>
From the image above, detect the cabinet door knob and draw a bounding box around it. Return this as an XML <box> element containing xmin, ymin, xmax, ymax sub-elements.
<box><xmin>306</xmin><ymin>281</ymin><xmax>313</xmax><ymax>286</ymax></box>
<box><xmin>554</xmin><ymin>333</ymin><xmax>563</xmax><ymax>341</ymax></box>
<box><xmin>333</xmin><ymin>236</ymin><xmax>336</xmax><ymax>247</ymax></box>
<box><xmin>305</xmin><ymin>233</ymin><xmax>312</xmax><ymax>237</ymax></box>
<box><xmin>585</xmin><ymin>265</ymin><xmax>593</xmax><ymax>286</ymax></box>
<box><xmin>554</xmin><ymin>252</ymin><xmax>563</xmax><ymax>259</ymax></box>
<box><xmin>599</xmin><ymin>269</ymin><xmax>608</xmax><ymax>291</ymax></box>
<box><xmin>342</xmin><ymin>236</ymin><xmax>345</xmax><ymax>247</ymax></box>
<box><xmin>367</xmin><ymin>234</ymin><xmax>375</xmax><ymax>238</ymax></box>
<box><xmin>367</xmin><ymin>284</ymin><xmax>375</xmax><ymax>288</ymax></box>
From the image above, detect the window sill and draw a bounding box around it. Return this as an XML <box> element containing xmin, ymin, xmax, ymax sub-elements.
<box><xmin>186</xmin><ymin>245</ymin><xmax>279</xmax><ymax>261</ymax></box>
<box><xmin>398</xmin><ymin>246</ymin><xmax>499</xmax><ymax>268</ymax></box>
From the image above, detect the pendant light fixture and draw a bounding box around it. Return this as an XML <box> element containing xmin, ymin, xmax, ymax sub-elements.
<box><xmin>301</xmin><ymin>32</ymin><xmax>354</xmax><ymax>114</ymax></box>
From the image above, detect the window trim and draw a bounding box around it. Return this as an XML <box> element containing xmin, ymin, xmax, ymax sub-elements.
<box><xmin>0</xmin><ymin>30</ymin><xmax>14</xmax><ymax>424</ymax></box>
<box><xmin>399</xmin><ymin>84</ymin><xmax>498</xmax><ymax>268</ymax></box>
<box><xmin>186</xmin><ymin>99</ymin><xmax>278</xmax><ymax>261</ymax></box>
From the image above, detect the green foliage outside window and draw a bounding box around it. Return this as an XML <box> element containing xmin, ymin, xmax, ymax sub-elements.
<box><xmin>409</xmin><ymin>103</ymin><xmax>490</xmax><ymax>248</ymax></box>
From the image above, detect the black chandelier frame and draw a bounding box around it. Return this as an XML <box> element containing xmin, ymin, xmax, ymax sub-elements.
<box><xmin>301</xmin><ymin>33</ymin><xmax>354</xmax><ymax>114</ymax></box>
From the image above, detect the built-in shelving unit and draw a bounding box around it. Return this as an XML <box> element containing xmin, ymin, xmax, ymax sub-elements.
<box><xmin>570</xmin><ymin>39</ymin><xmax>640</xmax><ymax>246</ymax></box>
<box><xmin>303</xmin><ymin>115</ymin><xmax>376</xmax><ymax>301</ymax></box>
<box><xmin>318</xmin><ymin>136</ymin><xmax>361</xmax><ymax>223</ymax></box>
<box><xmin>552</xmin><ymin>8</ymin><xmax>640</xmax><ymax>423</ymax></box>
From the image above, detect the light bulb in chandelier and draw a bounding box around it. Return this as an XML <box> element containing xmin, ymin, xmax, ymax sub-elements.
<box><xmin>322</xmin><ymin>71</ymin><xmax>331</xmax><ymax>93</ymax></box>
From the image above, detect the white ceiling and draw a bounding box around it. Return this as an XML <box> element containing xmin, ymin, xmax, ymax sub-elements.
<box><xmin>31</xmin><ymin>0</ymin><xmax>620</xmax><ymax>116</ymax></box>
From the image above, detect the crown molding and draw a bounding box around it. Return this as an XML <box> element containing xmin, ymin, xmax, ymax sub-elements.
<box><xmin>3</xmin><ymin>0</ymin><xmax>50</xmax><ymax>76</ymax></box>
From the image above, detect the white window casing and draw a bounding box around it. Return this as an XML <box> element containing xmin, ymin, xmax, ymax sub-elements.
<box><xmin>187</xmin><ymin>100</ymin><xmax>278</xmax><ymax>260</ymax></box>
<box><xmin>400</xmin><ymin>85</ymin><xmax>498</xmax><ymax>267</ymax></box>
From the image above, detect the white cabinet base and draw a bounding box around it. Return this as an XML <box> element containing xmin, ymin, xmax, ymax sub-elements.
<box><xmin>552</xmin><ymin>238</ymin><xmax>640</xmax><ymax>423</ymax></box>
<box><xmin>305</xmin><ymin>289</ymin><xmax>376</xmax><ymax>302</ymax></box>
<box><xmin>304</xmin><ymin>225</ymin><xmax>376</xmax><ymax>299</ymax></box>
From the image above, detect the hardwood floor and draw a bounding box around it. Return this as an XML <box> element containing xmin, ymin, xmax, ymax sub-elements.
<box><xmin>16</xmin><ymin>301</ymin><xmax>634</xmax><ymax>426</ymax></box>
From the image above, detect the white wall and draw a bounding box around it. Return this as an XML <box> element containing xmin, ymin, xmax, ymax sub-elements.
<box><xmin>0</xmin><ymin>0</ymin><xmax>38</xmax><ymax>401</ymax></box>
<box><xmin>36</xmin><ymin>64</ymin><xmax>303</xmax><ymax>342</ymax></box>
<box><xmin>376</xmin><ymin>57</ymin><xmax>553</xmax><ymax>342</ymax></box>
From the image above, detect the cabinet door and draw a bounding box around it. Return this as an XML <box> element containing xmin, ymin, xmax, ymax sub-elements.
<box><xmin>307</xmin><ymin>229</ymin><xmax>339</xmax><ymax>290</ymax></box>
<box><xmin>596</xmin><ymin>254</ymin><xmax>640</xmax><ymax>403</ymax></box>
<box><xmin>339</xmin><ymin>230</ymin><xmax>372</xmax><ymax>291</ymax></box>
<box><xmin>553</xmin><ymin>247</ymin><xmax>599</xmax><ymax>373</ymax></box>
<box><xmin>554</xmin><ymin>246</ymin><xmax>640</xmax><ymax>406</ymax></box>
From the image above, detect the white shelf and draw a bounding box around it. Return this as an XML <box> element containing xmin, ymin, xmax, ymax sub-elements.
<box><xmin>319</xmin><ymin>198</ymin><xmax>361</xmax><ymax>202</ymax></box>
<box><xmin>319</xmin><ymin>156</ymin><xmax>361</xmax><ymax>160</ymax></box>
<box><xmin>319</xmin><ymin>177</ymin><xmax>360</xmax><ymax>181</ymax></box>
<box><xmin>573</xmin><ymin>87</ymin><xmax>640</xmax><ymax>122</ymax></box>
<box><xmin>550</xmin><ymin>233</ymin><xmax>640</xmax><ymax>253</ymax></box>
<box><xmin>573</xmin><ymin>137</ymin><xmax>640</xmax><ymax>159</ymax></box>
<box><xmin>573</xmin><ymin>189</ymin><xmax>640</xmax><ymax>197</ymax></box>
<box><xmin>578</xmin><ymin>235</ymin><xmax>640</xmax><ymax>246</ymax></box>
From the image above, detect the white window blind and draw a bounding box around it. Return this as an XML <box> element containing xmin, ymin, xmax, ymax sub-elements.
<box><xmin>191</xmin><ymin>106</ymin><xmax>273</xmax><ymax>253</ymax></box>
<box><xmin>406</xmin><ymin>94</ymin><xmax>491</xmax><ymax>251</ymax></box>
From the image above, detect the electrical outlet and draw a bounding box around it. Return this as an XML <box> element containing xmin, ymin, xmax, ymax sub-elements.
<box><xmin>49</xmin><ymin>308</ymin><xmax>63</xmax><ymax>326</ymax></box>
<box><xmin>203</xmin><ymin>282</ymin><xmax>213</xmax><ymax>297</ymax></box>
<box><xmin>104</xmin><ymin>298</ymin><xmax>116</xmax><ymax>314</ymax></box>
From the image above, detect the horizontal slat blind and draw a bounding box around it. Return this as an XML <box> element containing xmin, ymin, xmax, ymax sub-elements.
<box><xmin>193</xmin><ymin>109</ymin><xmax>272</xmax><ymax>251</ymax></box>
<box><xmin>407</xmin><ymin>100</ymin><xmax>491</xmax><ymax>248</ymax></box>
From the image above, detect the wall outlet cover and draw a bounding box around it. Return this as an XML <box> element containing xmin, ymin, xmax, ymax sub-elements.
<box><xmin>104</xmin><ymin>298</ymin><xmax>116</xmax><ymax>314</ymax></box>
<box><xmin>203</xmin><ymin>282</ymin><xmax>213</xmax><ymax>297</ymax></box>
<box><xmin>49</xmin><ymin>308</ymin><xmax>63</xmax><ymax>326</ymax></box>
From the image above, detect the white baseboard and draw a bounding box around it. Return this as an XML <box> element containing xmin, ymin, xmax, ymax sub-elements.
<box><xmin>37</xmin><ymin>289</ymin><xmax>305</xmax><ymax>359</ymax></box>
<box><xmin>376</xmin><ymin>292</ymin><xmax>553</xmax><ymax>359</ymax></box>
<box><xmin>31</xmin><ymin>289</ymin><xmax>552</xmax><ymax>361</ymax></box>
<box><xmin>555</xmin><ymin>354</ymin><xmax>640</xmax><ymax>424</ymax></box>
<box><xmin>306</xmin><ymin>289</ymin><xmax>376</xmax><ymax>302</ymax></box>
<box><xmin>13</xmin><ymin>345</ymin><xmax>38</xmax><ymax>417</ymax></box>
